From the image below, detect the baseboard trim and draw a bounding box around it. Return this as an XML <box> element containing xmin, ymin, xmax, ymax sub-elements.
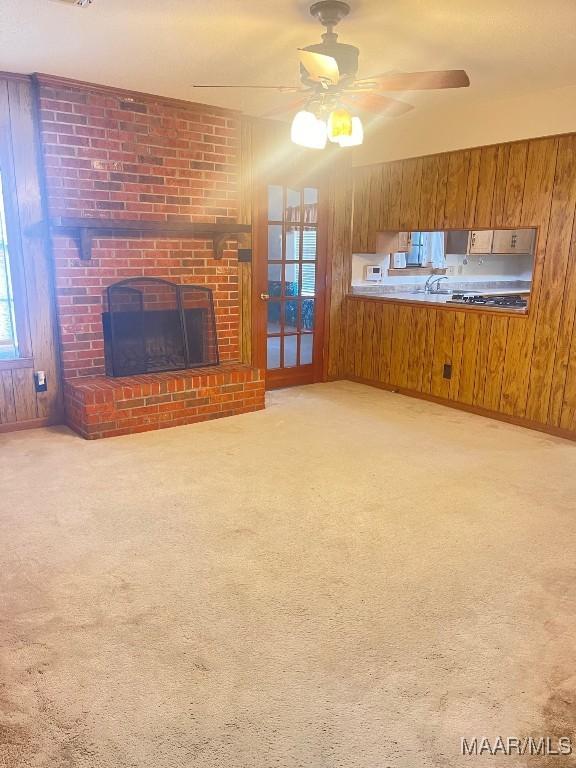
<box><xmin>0</xmin><ymin>417</ymin><xmax>55</xmax><ymax>434</ymax></box>
<box><xmin>346</xmin><ymin>375</ymin><xmax>576</xmax><ymax>443</ymax></box>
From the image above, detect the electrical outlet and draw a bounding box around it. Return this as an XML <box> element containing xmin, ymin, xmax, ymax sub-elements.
<box><xmin>34</xmin><ymin>371</ymin><xmax>48</xmax><ymax>393</ymax></box>
<box><xmin>445</xmin><ymin>266</ymin><xmax>456</xmax><ymax>276</ymax></box>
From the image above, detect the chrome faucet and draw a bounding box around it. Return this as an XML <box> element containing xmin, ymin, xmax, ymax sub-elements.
<box><xmin>425</xmin><ymin>275</ymin><xmax>449</xmax><ymax>293</ymax></box>
<box><xmin>424</xmin><ymin>274</ymin><xmax>436</xmax><ymax>293</ymax></box>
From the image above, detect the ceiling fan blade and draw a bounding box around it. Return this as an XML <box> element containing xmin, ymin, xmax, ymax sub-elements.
<box><xmin>191</xmin><ymin>84</ymin><xmax>304</xmax><ymax>92</ymax></box>
<box><xmin>341</xmin><ymin>93</ymin><xmax>414</xmax><ymax>117</ymax></box>
<box><xmin>260</xmin><ymin>96</ymin><xmax>310</xmax><ymax>119</ymax></box>
<box><xmin>354</xmin><ymin>70</ymin><xmax>470</xmax><ymax>92</ymax></box>
<box><xmin>298</xmin><ymin>50</ymin><xmax>340</xmax><ymax>86</ymax></box>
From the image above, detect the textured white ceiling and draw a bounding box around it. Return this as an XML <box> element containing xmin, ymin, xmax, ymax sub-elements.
<box><xmin>1</xmin><ymin>0</ymin><xmax>575</xmax><ymax>160</ymax></box>
<box><xmin>2</xmin><ymin>0</ymin><xmax>576</xmax><ymax>110</ymax></box>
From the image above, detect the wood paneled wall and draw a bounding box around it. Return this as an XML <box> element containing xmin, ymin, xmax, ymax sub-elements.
<box><xmin>0</xmin><ymin>75</ymin><xmax>61</xmax><ymax>432</ymax></box>
<box><xmin>325</xmin><ymin>163</ymin><xmax>353</xmax><ymax>379</ymax></box>
<box><xmin>335</xmin><ymin>132</ymin><xmax>576</xmax><ymax>438</ymax></box>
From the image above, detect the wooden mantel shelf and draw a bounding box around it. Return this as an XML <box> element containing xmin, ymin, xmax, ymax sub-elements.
<box><xmin>50</xmin><ymin>217</ymin><xmax>252</xmax><ymax>261</ymax></box>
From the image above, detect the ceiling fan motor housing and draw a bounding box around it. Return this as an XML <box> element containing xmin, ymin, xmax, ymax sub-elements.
<box><xmin>303</xmin><ymin>1</ymin><xmax>358</xmax><ymax>86</ymax></box>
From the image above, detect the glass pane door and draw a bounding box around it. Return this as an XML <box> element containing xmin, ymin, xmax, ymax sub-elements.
<box><xmin>266</xmin><ymin>185</ymin><xmax>318</xmax><ymax>373</ymax></box>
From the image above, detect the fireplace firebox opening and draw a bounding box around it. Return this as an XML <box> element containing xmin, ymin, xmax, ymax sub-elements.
<box><xmin>103</xmin><ymin>278</ymin><xmax>219</xmax><ymax>377</ymax></box>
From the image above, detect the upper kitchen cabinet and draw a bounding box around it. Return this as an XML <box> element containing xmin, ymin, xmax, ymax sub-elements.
<box><xmin>467</xmin><ymin>228</ymin><xmax>536</xmax><ymax>254</ymax></box>
<box><xmin>376</xmin><ymin>230</ymin><xmax>412</xmax><ymax>253</ymax></box>
<box><xmin>468</xmin><ymin>229</ymin><xmax>494</xmax><ymax>254</ymax></box>
<box><xmin>491</xmin><ymin>229</ymin><xmax>536</xmax><ymax>254</ymax></box>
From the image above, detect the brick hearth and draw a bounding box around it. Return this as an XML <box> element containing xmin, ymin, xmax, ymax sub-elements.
<box><xmin>65</xmin><ymin>364</ymin><xmax>264</xmax><ymax>439</ymax></box>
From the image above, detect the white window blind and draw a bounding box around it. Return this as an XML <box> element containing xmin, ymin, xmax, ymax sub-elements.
<box><xmin>0</xmin><ymin>170</ymin><xmax>17</xmax><ymax>355</ymax></box>
<box><xmin>301</xmin><ymin>231</ymin><xmax>317</xmax><ymax>296</ymax></box>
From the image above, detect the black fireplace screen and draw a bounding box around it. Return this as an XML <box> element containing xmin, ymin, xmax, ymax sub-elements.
<box><xmin>103</xmin><ymin>278</ymin><xmax>219</xmax><ymax>376</ymax></box>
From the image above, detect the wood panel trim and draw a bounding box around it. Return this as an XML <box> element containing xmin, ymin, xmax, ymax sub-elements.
<box><xmin>347</xmin><ymin>375</ymin><xmax>576</xmax><ymax>444</ymax></box>
<box><xmin>0</xmin><ymin>357</ymin><xmax>34</xmax><ymax>370</ymax></box>
<box><xmin>0</xmin><ymin>72</ymin><xmax>31</xmax><ymax>83</ymax></box>
<box><xmin>266</xmin><ymin>365</ymin><xmax>315</xmax><ymax>390</ymax></box>
<box><xmin>0</xmin><ymin>415</ymin><xmax>54</xmax><ymax>434</ymax></box>
<box><xmin>13</xmin><ymin>77</ymin><xmax>63</xmax><ymax>422</ymax></box>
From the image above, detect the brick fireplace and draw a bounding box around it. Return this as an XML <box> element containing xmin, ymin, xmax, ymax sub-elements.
<box><xmin>36</xmin><ymin>75</ymin><xmax>264</xmax><ymax>438</ymax></box>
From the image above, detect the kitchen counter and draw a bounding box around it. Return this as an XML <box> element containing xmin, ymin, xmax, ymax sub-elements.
<box><xmin>348</xmin><ymin>285</ymin><xmax>531</xmax><ymax>314</ymax></box>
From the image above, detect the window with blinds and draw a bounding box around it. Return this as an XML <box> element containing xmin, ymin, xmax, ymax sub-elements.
<box><xmin>301</xmin><ymin>231</ymin><xmax>316</xmax><ymax>296</ymax></box>
<box><xmin>0</xmin><ymin>170</ymin><xmax>17</xmax><ymax>358</ymax></box>
<box><xmin>406</xmin><ymin>231</ymin><xmax>425</xmax><ymax>266</ymax></box>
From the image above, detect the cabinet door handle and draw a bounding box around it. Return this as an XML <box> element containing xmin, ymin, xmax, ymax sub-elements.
<box><xmin>260</xmin><ymin>292</ymin><xmax>270</xmax><ymax>301</ymax></box>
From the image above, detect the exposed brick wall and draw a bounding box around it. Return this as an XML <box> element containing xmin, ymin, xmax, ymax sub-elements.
<box><xmin>64</xmin><ymin>364</ymin><xmax>265</xmax><ymax>440</ymax></box>
<box><xmin>36</xmin><ymin>76</ymin><xmax>241</xmax><ymax>379</ymax></box>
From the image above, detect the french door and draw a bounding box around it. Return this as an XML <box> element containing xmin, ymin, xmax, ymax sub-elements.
<box><xmin>255</xmin><ymin>182</ymin><xmax>327</xmax><ymax>389</ymax></box>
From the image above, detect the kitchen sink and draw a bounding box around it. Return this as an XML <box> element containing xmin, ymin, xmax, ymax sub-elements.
<box><xmin>404</xmin><ymin>289</ymin><xmax>453</xmax><ymax>295</ymax></box>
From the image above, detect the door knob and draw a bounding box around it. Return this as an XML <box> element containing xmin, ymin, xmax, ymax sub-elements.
<box><xmin>260</xmin><ymin>292</ymin><xmax>270</xmax><ymax>301</ymax></box>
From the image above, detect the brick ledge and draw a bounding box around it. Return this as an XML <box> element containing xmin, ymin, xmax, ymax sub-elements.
<box><xmin>64</xmin><ymin>364</ymin><xmax>265</xmax><ymax>439</ymax></box>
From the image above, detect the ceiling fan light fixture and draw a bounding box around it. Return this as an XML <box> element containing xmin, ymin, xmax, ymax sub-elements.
<box><xmin>291</xmin><ymin>110</ymin><xmax>328</xmax><ymax>149</ymax></box>
<box><xmin>192</xmin><ymin>3</ymin><xmax>471</xmax><ymax>134</ymax></box>
<box><xmin>327</xmin><ymin>107</ymin><xmax>353</xmax><ymax>142</ymax></box>
<box><xmin>337</xmin><ymin>115</ymin><xmax>364</xmax><ymax>147</ymax></box>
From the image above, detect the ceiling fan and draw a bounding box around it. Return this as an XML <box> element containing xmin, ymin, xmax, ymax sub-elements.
<box><xmin>192</xmin><ymin>0</ymin><xmax>470</xmax><ymax>149</ymax></box>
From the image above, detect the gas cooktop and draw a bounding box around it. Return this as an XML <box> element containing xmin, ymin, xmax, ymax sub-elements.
<box><xmin>448</xmin><ymin>293</ymin><xmax>528</xmax><ymax>308</ymax></box>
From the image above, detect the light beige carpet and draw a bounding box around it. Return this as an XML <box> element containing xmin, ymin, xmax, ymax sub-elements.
<box><xmin>1</xmin><ymin>381</ymin><xmax>576</xmax><ymax>768</ymax></box>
